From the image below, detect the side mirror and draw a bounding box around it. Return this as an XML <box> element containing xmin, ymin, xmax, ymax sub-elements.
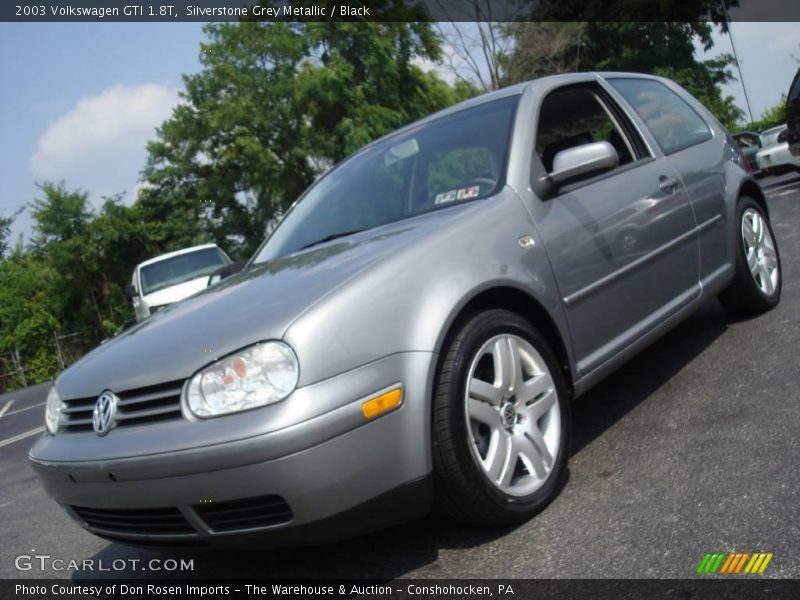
<box><xmin>124</xmin><ymin>284</ymin><xmax>138</xmax><ymax>300</ymax></box>
<box><xmin>549</xmin><ymin>141</ymin><xmax>619</xmax><ymax>187</ymax></box>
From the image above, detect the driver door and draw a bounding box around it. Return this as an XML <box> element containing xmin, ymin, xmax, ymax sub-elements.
<box><xmin>526</xmin><ymin>84</ymin><xmax>700</xmax><ymax>375</ymax></box>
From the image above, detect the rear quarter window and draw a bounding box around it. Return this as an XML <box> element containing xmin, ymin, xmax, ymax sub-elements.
<box><xmin>609</xmin><ymin>78</ymin><xmax>712</xmax><ymax>155</ymax></box>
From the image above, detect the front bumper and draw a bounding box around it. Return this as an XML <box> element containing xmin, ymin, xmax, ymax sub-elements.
<box><xmin>29</xmin><ymin>352</ymin><xmax>435</xmax><ymax>546</ymax></box>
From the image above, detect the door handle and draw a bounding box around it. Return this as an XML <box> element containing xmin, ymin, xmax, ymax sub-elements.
<box><xmin>659</xmin><ymin>176</ymin><xmax>678</xmax><ymax>193</ymax></box>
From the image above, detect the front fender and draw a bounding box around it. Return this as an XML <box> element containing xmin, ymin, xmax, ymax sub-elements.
<box><xmin>284</xmin><ymin>189</ymin><xmax>570</xmax><ymax>389</ymax></box>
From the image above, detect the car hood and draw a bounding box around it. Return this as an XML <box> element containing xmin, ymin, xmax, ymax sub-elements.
<box><xmin>56</xmin><ymin>210</ymin><xmax>466</xmax><ymax>398</ymax></box>
<box><xmin>141</xmin><ymin>276</ymin><xmax>211</xmax><ymax>307</ymax></box>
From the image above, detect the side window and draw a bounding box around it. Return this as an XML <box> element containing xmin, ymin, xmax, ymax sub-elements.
<box><xmin>609</xmin><ymin>78</ymin><xmax>712</xmax><ymax>155</ymax></box>
<box><xmin>536</xmin><ymin>87</ymin><xmax>638</xmax><ymax>174</ymax></box>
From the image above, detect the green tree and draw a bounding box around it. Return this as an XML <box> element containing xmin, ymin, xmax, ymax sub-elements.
<box><xmin>2</xmin><ymin>21</ymin><xmax>475</xmax><ymax>390</ymax></box>
<box><xmin>499</xmin><ymin>22</ymin><xmax>586</xmax><ymax>83</ymax></box>
<box><xmin>529</xmin><ymin>0</ymin><xmax>736</xmax><ymax>23</ymax></box>
<box><xmin>502</xmin><ymin>22</ymin><xmax>743</xmax><ymax>128</ymax></box>
<box><xmin>28</xmin><ymin>181</ymin><xmax>100</xmax><ymax>334</ymax></box>
<box><xmin>298</xmin><ymin>21</ymin><xmax>456</xmax><ymax>160</ymax></box>
<box><xmin>0</xmin><ymin>182</ymin><xmax>151</xmax><ymax>390</ymax></box>
<box><xmin>139</xmin><ymin>20</ymin><xmax>464</xmax><ymax>258</ymax></box>
<box><xmin>0</xmin><ymin>208</ymin><xmax>22</xmax><ymax>259</ymax></box>
<box><xmin>29</xmin><ymin>182</ymin><xmax>145</xmax><ymax>340</ymax></box>
<box><xmin>140</xmin><ymin>21</ymin><xmax>310</xmax><ymax>259</ymax></box>
<box><xmin>0</xmin><ymin>250</ymin><xmax>61</xmax><ymax>384</ymax></box>
<box><xmin>736</xmin><ymin>96</ymin><xmax>788</xmax><ymax>133</ymax></box>
<box><xmin>84</xmin><ymin>195</ymin><xmax>151</xmax><ymax>331</ymax></box>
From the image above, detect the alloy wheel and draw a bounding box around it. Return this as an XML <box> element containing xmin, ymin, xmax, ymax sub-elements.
<box><xmin>464</xmin><ymin>334</ymin><xmax>561</xmax><ymax>497</ymax></box>
<box><xmin>741</xmin><ymin>208</ymin><xmax>779</xmax><ymax>296</ymax></box>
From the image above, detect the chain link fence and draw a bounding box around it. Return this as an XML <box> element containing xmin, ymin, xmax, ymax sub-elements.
<box><xmin>0</xmin><ymin>331</ymin><xmax>92</xmax><ymax>394</ymax></box>
<box><xmin>0</xmin><ymin>348</ymin><xmax>27</xmax><ymax>392</ymax></box>
<box><xmin>52</xmin><ymin>331</ymin><xmax>87</xmax><ymax>371</ymax></box>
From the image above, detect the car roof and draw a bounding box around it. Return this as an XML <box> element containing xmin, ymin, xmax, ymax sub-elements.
<box><xmin>761</xmin><ymin>125</ymin><xmax>787</xmax><ymax>136</ymax></box>
<box><xmin>429</xmin><ymin>72</ymin><xmax>665</xmax><ymax>120</ymax></box>
<box><xmin>354</xmin><ymin>72</ymin><xmax>659</xmax><ymax>155</ymax></box>
<box><xmin>138</xmin><ymin>244</ymin><xmax>220</xmax><ymax>268</ymax></box>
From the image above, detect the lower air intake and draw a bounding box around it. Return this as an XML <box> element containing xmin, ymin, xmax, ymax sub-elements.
<box><xmin>193</xmin><ymin>495</ymin><xmax>293</xmax><ymax>532</ymax></box>
<box><xmin>71</xmin><ymin>505</ymin><xmax>195</xmax><ymax>536</ymax></box>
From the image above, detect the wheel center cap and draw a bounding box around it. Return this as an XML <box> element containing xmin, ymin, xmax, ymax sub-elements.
<box><xmin>500</xmin><ymin>402</ymin><xmax>517</xmax><ymax>430</ymax></box>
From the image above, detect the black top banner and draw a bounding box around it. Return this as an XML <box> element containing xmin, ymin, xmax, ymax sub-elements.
<box><xmin>2</xmin><ymin>0</ymin><xmax>800</xmax><ymax>22</ymax></box>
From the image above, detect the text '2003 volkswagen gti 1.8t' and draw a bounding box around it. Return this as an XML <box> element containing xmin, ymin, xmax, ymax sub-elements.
<box><xmin>30</xmin><ymin>72</ymin><xmax>781</xmax><ymax>547</ymax></box>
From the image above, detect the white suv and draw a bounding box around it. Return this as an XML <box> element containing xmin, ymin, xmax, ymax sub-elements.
<box><xmin>755</xmin><ymin>125</ymin><xmax>800</xmax><ymax>176</ymax></box>
<box><xmin>125</xmin><ymin>244</ymin><xmax>231</xmax><ymax>322</ymax></box>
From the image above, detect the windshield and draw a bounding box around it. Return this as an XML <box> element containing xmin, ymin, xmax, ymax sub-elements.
<box><xmin>253</xmin><ymin>95</ymin><xmax>519</xmax><ymax>264</ymax></box>
<box><xmin>140</xmin><ymin>247</ymin><xmax>230</xmax><ymax>295</ymax></box>
<box><xmin>734</xmin><ymin>133</ymin><xmax>759</xmax><ymax>149</ymax></box>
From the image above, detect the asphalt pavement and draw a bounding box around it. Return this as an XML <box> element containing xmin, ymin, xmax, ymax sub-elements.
<box><xmin>1</xmin><ymin>173</ymin><xmax>799</xmax><ymax>580</ymax></box>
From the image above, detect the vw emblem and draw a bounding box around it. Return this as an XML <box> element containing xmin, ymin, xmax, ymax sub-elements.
<box><xmin>93</xmin><ymin>391</ymin><xmax>119</xmax><ymax>436</ymax></box>
<box><xmin>500</xmin><ymin>402</ymin><xmax>517</xmax><ymax>431</ymax></box>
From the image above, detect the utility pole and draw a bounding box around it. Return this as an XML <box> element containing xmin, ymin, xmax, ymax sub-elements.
<box><xmin>53</xmin><ymin>330</ymin><xmax>66</xmax><ymax>371</ymax></box>
<box><xmin>721</xmin><ymin>3</ymin><xmax>755</xmax><ymax>124</ymax></box>
<box><xmin>13</xmin><ymin>347</ymin><xmax>26</xmax><ymax>387</ymax></box>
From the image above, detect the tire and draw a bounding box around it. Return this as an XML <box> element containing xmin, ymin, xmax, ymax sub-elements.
<box><xmin>718</xmin><ymin>196</ymin><xmax>782</xmax><ymax>316</ymax></box>
<box><xmin>432</xmin><ymin>309</ymin><xmax>571</xmax><ymax>524</ymax></box>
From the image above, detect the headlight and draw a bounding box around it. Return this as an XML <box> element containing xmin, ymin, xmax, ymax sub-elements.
<box><xmin>45</xmin><ymin>386</ymin><xmax>62</xmax><ymax>434</ymax></box>
<box><xmin>184</xmin><ymin>341</ymin><xmax>299</xmax><ymax>418</ymax></box>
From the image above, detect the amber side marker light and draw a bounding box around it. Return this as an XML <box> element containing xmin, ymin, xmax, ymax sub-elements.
<box><xmin>362</xmin><ymin>387</ymin><xmax>403</xmax><ymax>420</ymax></box>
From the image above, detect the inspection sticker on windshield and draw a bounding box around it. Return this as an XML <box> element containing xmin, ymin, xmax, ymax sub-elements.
<box><xmin>435</xmin><ymin>185</ymin><xmax>480</xmax><ymax>205</ymax></box>
<box><xmin>457</xmin><ymin>185</ymin><xmax>480</xmax><ymax>200</ymax></box>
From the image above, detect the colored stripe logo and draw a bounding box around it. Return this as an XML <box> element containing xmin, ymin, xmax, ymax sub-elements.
<box><xmin>696</xmin><ymin>552</ymin><xmax>773</xmax><ymax>574</ymax></box>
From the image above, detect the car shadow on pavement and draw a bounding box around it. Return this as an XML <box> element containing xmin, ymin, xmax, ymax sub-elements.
<box><xmin>760</xmin><ymin>172</ymin><xmax>800</xmax><ymax>190</ymax></box>
<box><xmin>75</xmin><ymin>300</ymin><xmax>731</xmax><ymax>581</ymax></box>
<box><xmin>73</xmin><ymin>516</ymin><xmax>521</xmax><ymax>580</ymax></box>
<box><xmin>570</xmin><ymin>298</ymin><xmax>729</xmax><ymax>456</ymax></box>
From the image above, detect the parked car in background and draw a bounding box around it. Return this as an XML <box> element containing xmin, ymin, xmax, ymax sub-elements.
<box><xmin>732</xmin><ymin>131</ymin><xmax>763</xmax><ymax>177</ymax></box>
<box><xmin>786</xmin><ymin>68</ymin><xmax>800</xmax><ymax>158</ymax></box>
<box><xmin>32</xmin><ymin>73</ymin><xmax>780</xmax><ymax>547</ymax></box>
<box><xmin>207</xmin><ymin>258</ymin><xmax>248</xmax><ymax>287</ymax></box>
<box><xmin>756</xmin><ymin>125</ymin><xmax>800</xmax><ymax>176</ymax></box>
<box><xmin>125</xmin><ymin>244</ymin><xmax>231</xmax><ymax>322</ymax></box>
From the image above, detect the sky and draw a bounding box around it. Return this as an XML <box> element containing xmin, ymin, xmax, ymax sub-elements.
<box><xmin>1</xmin><ymin>21</ymin><xmax>798</xmax><ymax>246</ymax></box>
<box><xmin>0</xmin><ymin>22</ymin><xmax>205</xmax><ymax>245</ymax></box>
<box><xmin>699</xmin><ymin>22</ymin><xmax>798</xmax><ymax>124</ymax></box>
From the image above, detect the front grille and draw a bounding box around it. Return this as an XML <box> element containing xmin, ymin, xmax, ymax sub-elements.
<box><xmin>60</xmin><ymin>380</ymin><xmax>184</xmax><ymax>432</ymax></box>
<box><xmin>194</xmin><ymin>495</ymin><xmax>293</xmax><ymax>532</ymax></box>
<box><xmin>71</xmin><ymin>505</ymin><xmax>195</xmax><ymax>536</ymax></box>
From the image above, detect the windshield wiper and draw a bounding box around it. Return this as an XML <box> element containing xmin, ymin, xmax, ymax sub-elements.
<box><xmin>300</xmin><ymin>229</ymin><xmax>366</xmax><ymax>251</ymax></box>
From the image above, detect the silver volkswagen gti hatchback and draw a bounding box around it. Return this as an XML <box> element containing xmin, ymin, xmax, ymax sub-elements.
<box><xmin>30</xmin><ymin>72</ymin><xmax>781</xmax><ymax>547</ymax></box>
